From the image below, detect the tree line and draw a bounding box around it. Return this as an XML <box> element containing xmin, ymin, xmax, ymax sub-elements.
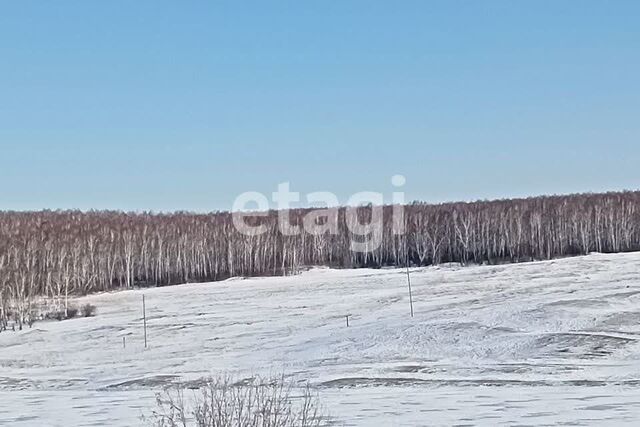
<box><xmin>1</xmin><ymin>190</ymin><xmax>639</xmax><ymax>328</ymax></box>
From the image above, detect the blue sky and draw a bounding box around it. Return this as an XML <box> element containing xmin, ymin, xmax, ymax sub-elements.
<box><xmin>1</xmin><ymin>1</ymin><xmax>638</xmax><ymax>212</ymax></box>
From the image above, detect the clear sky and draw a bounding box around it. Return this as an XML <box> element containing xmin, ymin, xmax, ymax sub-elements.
<box><xmin>1</xmin><ymin>1</ymin><xmax>638</xmax><ymax>212</ymax></box>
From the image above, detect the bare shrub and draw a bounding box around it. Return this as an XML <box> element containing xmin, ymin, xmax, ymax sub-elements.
<box><xmin>45</xmin><ymin>306</ymin><xmax>79</xmax><ymax>321</ymax></box>
<box><xmin>146</xmin><ymin>374</ymin><xmax>326</xmax><ymax>427</ymax></box>
<box><xmin>27</xmin><ymin>310</ymin><xmax>37</xmax><ymax>328</ymax></box>
<box><xmin>45</xmin><ymin>310</ymin><xmax>65</xmax><ymax>321</ymax></box>
<box><xmin>81</xmin><ymin>303</ymin><xmax>97</xmax><ymax>317</ymax></box>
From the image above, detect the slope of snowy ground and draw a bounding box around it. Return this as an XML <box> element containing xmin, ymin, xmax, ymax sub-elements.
<box><xmin>2</xmin><ymin>252</ymin><xmax>640</xmax><ymax>426</ymax></box>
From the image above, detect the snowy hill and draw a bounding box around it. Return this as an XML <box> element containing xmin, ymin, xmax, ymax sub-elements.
<box><xmin>2</xmin><ymin>252</ymin><xmax>640</xmax><ymax>426</ymax></box>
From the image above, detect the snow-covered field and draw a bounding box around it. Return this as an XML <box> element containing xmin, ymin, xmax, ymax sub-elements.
<box><xmin>2</xmin><ymin>252</ymin><xmax>640</xmax><ymax>426</ymax></box>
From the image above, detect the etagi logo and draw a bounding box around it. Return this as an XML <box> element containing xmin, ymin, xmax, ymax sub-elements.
<box><xmin>232</xmin><ymin>175</ymin><xmax>407</xmax><ymax>253</ymax></box>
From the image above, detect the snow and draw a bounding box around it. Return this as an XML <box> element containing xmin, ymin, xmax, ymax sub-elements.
<box><xmin>2</xmin><ymin>252</ymin><xmax>640</xmax><ymax>426</ymax></box>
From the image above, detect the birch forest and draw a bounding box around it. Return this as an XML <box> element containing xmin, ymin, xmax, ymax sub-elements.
<box><xmin>1</xmin><ymin>191</ymin><xmax>639</xmax><ymax>327</ymax></box>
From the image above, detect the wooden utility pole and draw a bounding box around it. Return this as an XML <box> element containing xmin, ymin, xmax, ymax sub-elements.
<box><xmin>406</xmin><ymin>258</ymin><xmax>414</xmax><ymax>318</ymax></box>
<box><xmin>142</xmin><ymin>295</ymin><xmax>147</xmax><ymax>348</ymax></box>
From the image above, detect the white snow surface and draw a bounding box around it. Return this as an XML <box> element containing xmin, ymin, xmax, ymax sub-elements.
<box><xmin>2</xmin><ymin>252</ymin><xmax>640</xmax><ymax>426</ymax></box>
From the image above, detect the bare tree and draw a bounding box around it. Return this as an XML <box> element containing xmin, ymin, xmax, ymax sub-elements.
<box><xmin>0</xmin><ymin>191</ymin><xmax>639</xmax><ymax>306</ymax></box>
